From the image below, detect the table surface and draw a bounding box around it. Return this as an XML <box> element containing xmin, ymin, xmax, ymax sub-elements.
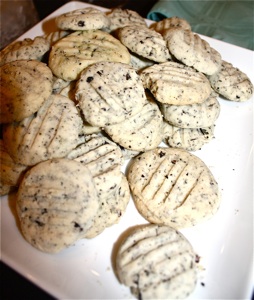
<box><xmin>1</xmin><ymin>1</ymin><xmax>157</xmax><ymax>299</ymax></box>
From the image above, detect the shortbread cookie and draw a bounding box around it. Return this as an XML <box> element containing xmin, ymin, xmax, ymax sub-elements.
<box><xmin>163</xmin><ymin>121</ymin><xmax>215</xmax><ymax>151</ymax></box>
<box><xmin>49</xmin><ymin>29</ymin><xmax>130</xmax><ymax>81</ymax></box>
<box><xmin>84</xmin><ymin>173</ymin><xmax>130</xmax><ymax>238</ymax></box>
<box><xmin>55</xmin><ymin>7</ymin><xmax>110</xmax><ymax>31</ymax></box>
<box><xmin>150</xmin><ymin>16</ymin><xmax>191</xmax><ymax>33</ymax></box>
<box><xmin>0</xmin><ymin>37</ymin><xmax>50</xmax><ymax>66</ymax></box>
<box><xmin>104</xmin><ymin>96</ymin><xmax>164</xmax><ymax>152</ymax></box>
<box><xmin>140</xmin><ymin>61</ymin><xmax>212</xmax><ymax>105</ymax></box>
<box><xmin>208</xmin><ymin>60</ymin><xmax>253</xmax><ymax>102</ymax></box>
<box><xmin>16</xmin><ymin>158</ymin><xmax>99</xmax><ymax>253</ymax></box>
<box><xmin>118</xmin><ymin>25</ymin><xmax>171</xmax><ymax>63</ymax></box>
<box><xmin>160</xmin><ymin>91</ymin><xmax>220</xmax><ymax>128</ymax></box>
<box><xmin>164</xmin><ymin>28</ymin><xmax>222</xmax><ymax>75</ymax></box>
<box><xmin>66</xmin><ymin>134</ymin><xmax>123</xmax><ymax>199</ymax></box>
<box><xmin>130</xmin><ymin>52</ymin><xmax>154</xmax><ymax>71</ymax></box>
<box><xmin>107</xmin><ymin>8</ymin><xmax>147</xmax><ymax>32</ymax></box>
<box><xmin>127</xmin><ymin>147</ymin><xmax>220</xmax><ymax>228</ymax></box>
<box><xmin>116</xmin><ymin>224</ymin><xmax>197</xmax><ymax>299</ymax></box>
<box><xmin>44</xmin><ymin>30</ymin><xmax>70</xmax><ymax>46</ymax></box>
<box><xmin>52</xmin><ymin>77</ymin><xmax>71</xmax><ymax>94</ymax></box>
<box><xmin>0</xmin><ymin>140</ymin><xmax>28</xmax><ymax>188</ymax></box>
<box><xmin>3</xmin><ymin>94</ymin><xmax>83</xmax><ymax>166</ymax></box>
<box><xmin>81</xmin><ymin>121</ymin><xmax>101</xmax><ymax>135</ymax></box>
<box><xmin>75</xmin><ymin>61</ymin><xmax>146</xmax><ymax>127</ymax></box>
<box><xmin>0</xmin><ymin>60</ymin><xmax>53</xmax><ymax>123</ymax></box>
<box><xmin>0</xmin><ymin>183</ymin><xmax>12</xmax><ymax>196</ymax></box>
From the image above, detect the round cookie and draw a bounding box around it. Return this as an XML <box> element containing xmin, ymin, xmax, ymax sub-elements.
<box><xmin>55</xmin><ymin>7</ymin><xmax>110</xmax><ymax>31</ymax></box>
<box><xmin>208</xmin><ymin>60</ymin><xmax>254</xmax><ymax>102</ymax></box>
<box><xmin>48</xmin><ymin>29</ymin><xmax>131</xmax><ymax>81</ymax></box>
<box><xmin>150</xmin><ymin>16</ymin><xmax>191</xmax><ymax>33</ymax></box>
<box><xmin>3</xmin><ymin>94</ymin><xmax>83</xmax><ymax>166</ymax></box>
<box><xmin>0</xmin><ymin>60</ymin><xmax>53</xmax><ymax>124</ymax></box>
<box><xmin>116</xmin><ymin>224</ymin><xmax>198</xmax><ymax>299</ymax></box>
<box><xmin>0</xmin><ymin>37</ymin><xmax>50</xmax><ymax>67</ymax></box>
<box><xmin>163</xmin><ymin>121</ymin><xmax>215</xmax><ymax>151</ymax></box>
<box><xmin>44</xmin><ymin>30</ymin><xmax>70</xmax><ymax>46</ymax></box>
<box><xmin>118</xmin><ymin>25</ymin><xmax>171</xmax><ymax>63</ymax></box>
<box><xmin>104</xmin><ymin>96</ymin><xmax>164</xmax><ymax>152</ymax></box>
<box><xmin>164</xmin><ymin>27</ymin><xmax>222</xmax><ymax>76</ymax></box>
<box><xmin>107</xmin><ymin>8</ymin><xmax>147</xmax><ymax>32</ymax></box>
<box><xmin>84</xmin><ymin>173</ymin><xmax>130</xmax><ymax>238</ymax></box>
<box><xmin>127</xmin><ymin>147</ymin><xmax>220</xmax><ymax>228</ymax></box>
<box><xmin>160</xmin><ymin>91</ymin><xmax>220</xmax><ymax>128</ymax></box>
<box><xmin>0</xmin><ymin>140</ymin><xmax>28</xmax><ymax>188</ymax></box>
<box><xmin>75</xmin><ymin>61</ymin><xmax>146</xmax><ymax>127</ymax></box>
<box><xmin>66</xmin><ymin>134</ymin><xmax>124</xmax><ymax>199</ymax></box>
<box><xmin>140</xmin><ymin>61</ymin><xmax>212</xmax><ymax>105</ymax></box>
<box><xmin>16</xmin><ymin>158</ymin><xmax>99</xmax><ymax>253</ymax></box>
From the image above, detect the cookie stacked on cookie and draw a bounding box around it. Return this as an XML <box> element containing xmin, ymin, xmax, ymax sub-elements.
<box><xmin>0</xmin><ymin>5</ymin><xmax>253</xmax><ymax>299</ymax></box>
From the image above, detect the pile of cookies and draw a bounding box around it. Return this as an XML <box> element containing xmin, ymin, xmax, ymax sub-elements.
<box><xmin>0</xmin><ymin>6</ymin><xmax>253</xmax><ymax>299</ymax></box>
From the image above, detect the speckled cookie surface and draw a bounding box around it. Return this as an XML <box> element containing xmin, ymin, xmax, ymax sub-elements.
<box><xmin>107</xmin><ymin>8</ymin><xmax>147</xmax><ymax>31</ymax></box>
<box><xmin>0</xmin><ymin>37</ymin><xmax>50</xmax><ymax>66</ymax></box>
<box><xmin>209</xmin><ymin>60</ymin><xmax>253</xmax><ymax>102</ymax></box>
<box><xmin>0</xmin><ymin>60</ymin><xmax>53</xmax><ymax>123</ymax></box>
<box><xmin>67</xmin><ymin>134</ymin><xmax>123</xmax><ymax>199</ymax></box>
<box><xmin>0</xmin><ymin>140</ymin><xmax>27</xmax><ymax>188</ymax></box>
<box><xmin>84</xmin><ymin>173</ymin><xmax>130</xmax><ymax>238</ymax></box>
<box><xmin>49</xmin><ymin>30</ymin><xmax>130</xmax><ymax>81</ymax></box>
<box><xmin>118</xmin><ymin>25</ymin><xmax>171</xmax><ymax>63</ymax></box>
<box><xmin>163</xmin><ymin>121</ymin><xmax>215</xmax><ymax>151</ymax></box>
<box><xmin>150</xmin><ymin>16</ymin><xmax>191</xmax><ymax>33</ymax></box>
<box><xmin>3</xmin><ymin>94</ymin><xmax>83</xmax><ymax>166</ymax></box>
<box><xmin>16</xmin><ymin>158</ymin><xmax>99</xmax><ymax>253</ymax></box>
<box><xmin>104</xmin><ymin>97</ymin><xmax>164</xmax><ymax>152</ymax></box>
<box><xmin>55</xmin><ymin>7</ymin><xmax>110</xmax><ymax>31</ymax></box>
<box><xmin>160</xmin><ymin>91</ymin><xmax>220</xmax><ymax>128</ymax></box>
<box><xmin>164</xmin><ymin>28</ymin><xmax>222</xmax><ymax>76</ymax></box>
<box><xmin>140</xmin><ymin>61</ymin><xmax>212</xmax><ymax>105</ymax></box>
<box><xmin>116</xmin><ymin>224</ymin><xmax>197</xmax><ymax>299</ymax></box>
<box><xmin>75</xmin><ymin>61</ymin><xmax>146</xmax><ymax>127</ymax></box>
<box><xmin>127</xmin><ymin>147</ymin><xmax>220</xmax><ymax>228</ymax></box>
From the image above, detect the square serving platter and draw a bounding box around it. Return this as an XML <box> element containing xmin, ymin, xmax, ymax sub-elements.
<box><xmin>1</xmin><ymin>1</ymin><xmax>253</xmax><ymax>299</ymax></box>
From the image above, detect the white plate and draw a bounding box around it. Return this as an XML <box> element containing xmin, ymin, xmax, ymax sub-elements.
<box><xmin>1</xmin><ymin>1</ymin><xmax>253</xmax><ymax>299</ymax></box>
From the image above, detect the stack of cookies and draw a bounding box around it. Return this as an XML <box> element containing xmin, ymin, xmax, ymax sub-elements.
<box><xmin>0</xmin><ymin>5</ymin><xmax>253</xmax><ymax>299</ymax></box>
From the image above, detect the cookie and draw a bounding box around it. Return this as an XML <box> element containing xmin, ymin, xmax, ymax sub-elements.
<box><xmin>75</xmin><ymin>61</ymin><xmax>146</xmax><ymax>127</ymax></box>
<box><xmin>140</xmin><ymin>61</ymin><xmax>212</xmax><ymax>105</ymax></box>
<box><xmin>130</xmin><ymin>52</ymin><xmax>154</xmax><ymax>71</ymax></box>
<box><xmin>0</xmin><ymin>60</ymin><xmax>53</xmax><ymax>123</ymax></box>
<box><xmin>164</xmin><ymin>28</ymin><xmax>222</xmax><ymax>75</ymax></box>
<box><xmin>208</xmin><ymin>60</ymin><xmax>254</xmax><ymax>102</ymax></box>
<box><xmin>163</xmin><ymin>121</ymin><xmax>215</xmax><ymax>151</ymax></box>
<box><xmin>127</xmin><ymin>147</ymin><xmax>220</xmax><ymax>228</ymax></box>
<box><xmin>66</xmin><ymin>134</ymin><xmax>123</xmax><ymax>199</ymax></box>
<box><xmin>55</xmin><ymin>7</ymin><xmax>110</xmax><ymax>31</ymax></box>
<box><xmin>49</xmin><ymin>29</ymin><xmax>131</xmax><ymax>81</ymax></box>
<box><xmin>0</xmin><ymin>140</ymin><xmax>27</xmax><ymax>188</ymax></box>
<box><xmin>104</xmin><ymin>95</ymin><xmax>164</xmax><ymax>152</ymax></box>
<box><xmin>150</xmin><ymin>16</ymin><xmax>191</xmax><ymax>33</ymax></box>
<box><xmin>118</xmin><ymin>25</ymin><xmax>171</xmax><ymax>63</ymax></box>
<box><xmin>106</xmin><ymin>8</ymin><xmax>147</xmax><ymax>32</ymax></box>
<box><xmin>3</xmin><ymin>94</ymin><xmax>83</xmax><ymax>166</ymax></box>
<box><xmin>160</xmin><ymin>91</ymin><xmax>220</xmax><ymax>128</ymax></box>
<box><xmin>44</xmin><ymin>30</ymin><xmax>70</xmax><ymax>46</ymax></box>
<box><xmin>0</xmin><ymin>183</ymin><xmax>12</xmax><ymax>196</ymax></box>
<box><xmin>84</xmin><ymin>173</ymin><xmax>130</xmax><ymax>238</ymax></box>
<box><xmin>16</xmin><ymin>158</ymin><xmax>99</xmax><ymax>253</ymax></box>
<box><xmin>116</xmin><ymin>224</ymin><xmax>197</xmax><ymax>299</ymax></box>
<box><xmin>0</xmin><ymin>37</ymin><xmax>50</xmax><ymax>66</ymax></box>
